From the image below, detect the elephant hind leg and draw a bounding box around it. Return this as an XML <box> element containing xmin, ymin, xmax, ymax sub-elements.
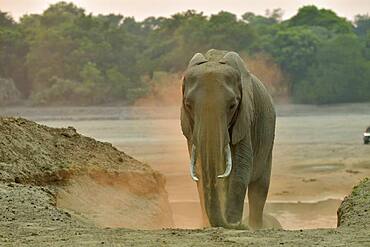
<box><xmin>247</xmin><ymin>154</ymin><xmax>272</xmax><ymax>230</ymax></box>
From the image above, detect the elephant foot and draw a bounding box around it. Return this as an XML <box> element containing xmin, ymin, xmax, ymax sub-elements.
<box><xmin>226</xmin><ymin>222</ymin><xmax>249</xmax><ymax>230</ymax></box>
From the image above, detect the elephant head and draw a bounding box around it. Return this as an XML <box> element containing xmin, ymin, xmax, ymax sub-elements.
<box><xmin>181</xmin><ymin>49</ymin><xmax>254</xmax><ymax>228</ymax></box>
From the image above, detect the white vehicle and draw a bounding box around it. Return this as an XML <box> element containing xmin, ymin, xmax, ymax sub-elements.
<box><xmin>364</xmin><ymin>127</ymin><xmax>370</xmax><ymax>144</ymax></box>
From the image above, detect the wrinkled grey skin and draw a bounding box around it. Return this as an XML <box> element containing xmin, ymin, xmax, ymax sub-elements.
<box><xmin>181</xmin><ymin>49</ymin><xmax>276</xmax><ymax>230</ymax></box>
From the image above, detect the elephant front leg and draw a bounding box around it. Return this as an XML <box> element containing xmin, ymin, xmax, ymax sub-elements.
<box><xmin>225</xmin><ymin>179</ymin><xmax>247</xmax><ymax>225</ymax></box>
<box><xmin>247</xmin><ymin>156</ymin><xmax>271</xmax><ymax>230</ymax></box>
<box><xmin>225</xmin><ymin>138</ymin><xmax>252</xmax><ymax>228</ymax></box>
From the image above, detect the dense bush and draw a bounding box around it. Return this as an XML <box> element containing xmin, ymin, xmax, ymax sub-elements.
<box><xmin>293</xmin><ymin>34</ymin><xmax>370</xmax><ymax>104</ymax></box>
<box><xmin>0</xmin><ymin>3</ymin><xmax>369</xmax><ymax>105</ymax></box>
<box><xmin>30</xmin><ymin>76</ymin><xmax>111</xmax><ymax>106</ymax></box>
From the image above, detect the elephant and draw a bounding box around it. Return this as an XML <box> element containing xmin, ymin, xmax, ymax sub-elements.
<box><xmin>180</xmin><ymin>49</ymin><xmax>276</xmax><ymax>230</ymax></box>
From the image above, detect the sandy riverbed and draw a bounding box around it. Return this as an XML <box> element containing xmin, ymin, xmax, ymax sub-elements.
<box><xmin>2</xmin><ymin>104</ymin><xmax>369</xmax><ymax>230</ymax></box>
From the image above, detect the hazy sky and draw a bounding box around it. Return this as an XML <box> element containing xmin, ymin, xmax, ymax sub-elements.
<box><xmin>1</xmin><ymin>0</ymin><xmax>369</xmax><ymax>21</ymax></box>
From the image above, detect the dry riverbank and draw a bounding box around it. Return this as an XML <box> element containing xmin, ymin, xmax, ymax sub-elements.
<box><xmin>0</xmin><ymin>117</ymin><xmax>369</xmax><ymax>246</ymax></box>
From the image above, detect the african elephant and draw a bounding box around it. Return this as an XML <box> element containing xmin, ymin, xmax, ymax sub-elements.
<box><xmin>181</xmin><ymin>49</ymin><xmax>276</xmax><ymax>230</ymax></box>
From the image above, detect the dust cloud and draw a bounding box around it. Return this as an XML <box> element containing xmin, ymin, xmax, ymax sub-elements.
<box><xmin>134</xmin><ymin>72</ymin><xmax>182</xmax><ymax>107</ymax></box>
<box><xmin>57</xmin><ymin>170</ymin><xmax>174</xmax><ymax>229</ymax></box>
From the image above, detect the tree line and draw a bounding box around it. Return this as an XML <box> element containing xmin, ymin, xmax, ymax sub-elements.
<box><xmin>0</xmin><ymin>2</ymin><xmax>369</xmax><ymax>105</ymax></box>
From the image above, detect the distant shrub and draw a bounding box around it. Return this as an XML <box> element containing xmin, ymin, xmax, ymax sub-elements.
<box><xmin>0</xmin><ymin>78</ymin><xmax>21</xmax><ymax>105</ymax></box>
<box><xmin>30</xmin><ymin>76</ymin><xmax>109</xmax><ymax>106</ymax></box>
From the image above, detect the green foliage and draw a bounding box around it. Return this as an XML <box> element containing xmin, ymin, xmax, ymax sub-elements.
<box><xmin>0</xmin><ymin>11</ymin><xmax>28</xmax><ymax>96</ymax></box>
<box><xmin>106</xmin><ymin>67</ymin><xmax>130</xmax><ymax>99</ymax></box>
<box><xmin>207</xmin><ymin>11</ymin><xmax>256</xmax><ymax>51</ymax></box>
<box><xmin>288</xmin><ymin>6</ymin><xmax>353</xmax><ymax>33</ymax></box>
<box><xmin>140</xmin><ymin>10</ymin><xmax>257</xmax><ymax>74</ymax></box>
<box><xmin>0</xmin><ymin>11</ymin><xmax>15</xmax><ymax>27</ymax></box>
<box><xmin>80</xmin><ymin>62</ymin><xmax>103</xmax><ymax>85</ymax></box>
<box><xmin>355</xmin><ymin>14</ymin><xmax>370</xmax><ymax>37</ymax></box>
<box><xmin>30</xmin><ymin>76</ymin><xmax>109</xmax><ymax>106</ymax></box>
<box><xmin>0</xmin><ymin>2</ymin><xmax>369</xmax><ymax>105</ymax></box>
<box><xmin>266</xmin><ymin>26</ymin><xmax>320</xmax><ymax>80</ymax></box>
<box><xmin>294</xmin><ymin>34</ymin><xmax>370</xmax><ymax>104</ymax></box>
<box><xmin>258</xmin><ymin>6</ymin><xmax>369</xmax><ymax>104</ymax></box>
<box><xmin>242</xmin><ymin>9</ymin><xmax>283</xmax><ymax>26</ymax></box>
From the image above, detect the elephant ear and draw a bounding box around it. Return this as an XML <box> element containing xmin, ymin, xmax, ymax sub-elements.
<box><xmin>188</xmin><ymin>53</ymin><xmax>208</xmax><ymax>68</ymax></box>
<box><xmin>181</xmin><ymin>53</ymin><xmax>207</xmax><ymax>141</ymax></box>
<box><xmin>220</xmin><ymin>52</ymin><xmax>254</xmax><ymax>145</ymax></box>
<box><xmin>180</xmin><ymin>78</ymin><xmax>193</xmax><ymax>141</ymax></box>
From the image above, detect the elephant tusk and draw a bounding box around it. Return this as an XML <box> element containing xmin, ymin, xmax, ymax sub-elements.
<box><xmin>189</xmin><ymin>145</ymin><xmax>199</xmax><ymax>181</ymax></box>
<box><xmin>218</xmin><ymin>144</ymin><xmax>232</xmax><ymax>178</ymax></box>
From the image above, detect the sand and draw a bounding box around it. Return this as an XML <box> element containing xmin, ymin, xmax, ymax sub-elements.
<box><xmin>0</xmin><ymin>105</ymin><xmax>369</xmax><ymax>246</ymax></box>
<box><xmin>6</xmin><ymin>104</ymin><xmax>368</xmax><ymax>229</ymax></box>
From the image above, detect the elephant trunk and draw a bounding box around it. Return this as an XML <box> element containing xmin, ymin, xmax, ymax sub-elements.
<box><xmin>194</xmin><ymin>115</ymin><xmax>230</xmax><ymax>227</ymax></box>
<box><xmin>193</xmin><ymin>127</ymin><xmax>252</xmax><ymax>227</ymax></box>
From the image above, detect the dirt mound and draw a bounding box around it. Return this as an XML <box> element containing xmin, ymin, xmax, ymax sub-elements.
<box><xmin>0</xmin><ymin>117</ymin><xmax>149</xmax><ymax>184</ymax></box>
<box><xmin>337</xmin><ymin>178</ymin><xmax>370</xmax><ymax>228</ymax></box>
<box><xmin>0</xmin><ymin>117</ymin><xmax>173</xmax><ymax>229</ymax></box>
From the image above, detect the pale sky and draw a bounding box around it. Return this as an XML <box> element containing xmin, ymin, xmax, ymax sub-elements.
<box><xmin>0</xmin><ymin>0</ymin><xmax>369</xmax><ymax>21</ymax></box>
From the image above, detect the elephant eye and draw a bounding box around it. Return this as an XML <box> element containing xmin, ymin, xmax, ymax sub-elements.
<box><xmin>229</xmin><ymin>103</ymin><xmax>236</xmax><ymax>110</ymax></box>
